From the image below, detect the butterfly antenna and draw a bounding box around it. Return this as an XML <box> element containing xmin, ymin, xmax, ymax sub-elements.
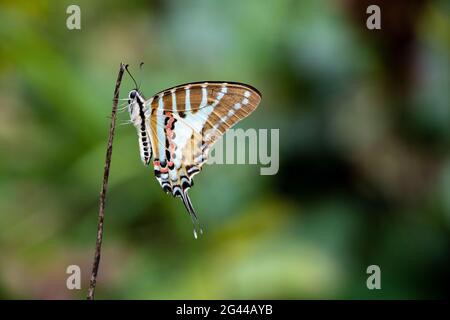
<box><xmin>180</xmin><ymin>191</ymin><xmax>203</xmax><ymax>239</ymax></box>
<box><xmin>138</xmin><ymin>62</ymin><xmax>144</xmax><ymax>91</ymax></box>
<box><xmin>125</xmin><ymin>64</ymin><xmax>139</xmax><ymax>90</ymax></box>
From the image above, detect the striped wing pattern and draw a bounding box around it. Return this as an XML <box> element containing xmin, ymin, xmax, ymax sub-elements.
<box><xmin>133</xmin><ymin>82</ymin><xmax>261</xmax><ymax>229</ymax></box>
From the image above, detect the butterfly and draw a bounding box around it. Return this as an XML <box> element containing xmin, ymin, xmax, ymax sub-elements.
<box><xmin>126</xmin><ymin>81</ymin><xmax>261</xmax><ymax>237</ymax></box>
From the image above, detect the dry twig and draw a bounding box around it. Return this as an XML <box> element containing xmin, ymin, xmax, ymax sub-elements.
<box><xmin>87</xmin><ymin>63</ymin><xmax>126</xmax><ymax>300</ymax></box>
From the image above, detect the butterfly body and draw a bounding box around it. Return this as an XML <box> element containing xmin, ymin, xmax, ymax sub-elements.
<box><xmin>127</xmin><ymin>82</ymin><xmax>261</xmax><ymax>231</ymax></box>
<box><xmin>128</xmin><ymin>90</ymin><xmax>152</xmax><ymax>165</ymax></box>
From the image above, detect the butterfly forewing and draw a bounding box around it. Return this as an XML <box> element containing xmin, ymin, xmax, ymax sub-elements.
<box><xmin>141</xmin><ymin>81</ymin><xmax>261</xmax><ymax>225</ymax></box>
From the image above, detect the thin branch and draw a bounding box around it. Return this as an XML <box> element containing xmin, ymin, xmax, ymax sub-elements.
<box><xmin>87</xmin><ymin>63</ymin><xmax>126</xmax><ymax>300</ymax></box>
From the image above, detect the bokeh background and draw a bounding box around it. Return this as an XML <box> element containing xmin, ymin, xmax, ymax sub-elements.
<box><xmin>0</xmin><ymin>0</ymin><xmax>448</xmax><ymax>299</ymax></box>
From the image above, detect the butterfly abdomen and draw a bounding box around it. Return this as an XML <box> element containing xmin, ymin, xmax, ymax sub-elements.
<box><xmin>138</xmin><ymin>127</ymin><xmax>152</xmax><ymax>165</ymax></box>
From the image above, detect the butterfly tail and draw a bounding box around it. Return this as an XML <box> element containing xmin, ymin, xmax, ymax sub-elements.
<box><xmin>180</xmin><ymin>191</ymin><xmax>203</xmax><ymax>238</ymax></box>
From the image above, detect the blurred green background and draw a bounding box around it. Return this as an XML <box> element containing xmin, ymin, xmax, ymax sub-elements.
<box><xmin>0</xmin><ymin>0</ymin><xmax>448</xmax><ymax>299</ymax></box>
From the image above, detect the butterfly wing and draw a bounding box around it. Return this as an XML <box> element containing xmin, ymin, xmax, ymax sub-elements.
<box><xmin>144</xmin><ymin>82</ymin><xmax>261</xmax><ymax>222</ymax></box>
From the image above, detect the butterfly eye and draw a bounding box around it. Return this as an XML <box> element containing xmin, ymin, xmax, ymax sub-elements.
<box><xmin>129</xmin><ymin>90</ymin><xmax>137</xmax><ymax>100</ymax></box>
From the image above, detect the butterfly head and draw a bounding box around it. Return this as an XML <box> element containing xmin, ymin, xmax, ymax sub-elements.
<box><xmin>128</xmin><ymin>89</ymin><xmax>139</xmax><ymax>103</ymax></box>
